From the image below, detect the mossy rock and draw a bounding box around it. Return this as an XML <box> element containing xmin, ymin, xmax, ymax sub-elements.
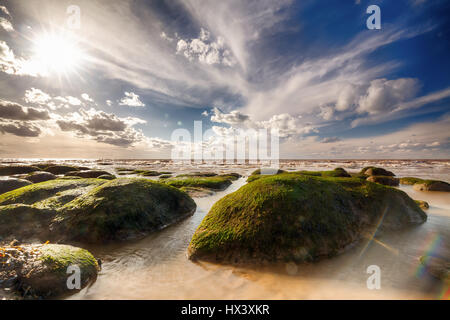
<box><xmin>413</xmin><ymin>180</ymin><xmax>450</xmax><ymax>192</ymax></box>
<box><xmin>415</xmin><ymin>200</ymin><xmax>429</xmax><ymax>210</ymax></box>
<box><xmin>0</xmin><ymin>178</ymin><xmax>106</xmax><ymax>206</ymax></box>
<box><xmin>177</xmin><ymin>172</ymin><xmax>219</xmax><ymax>178</ymax></box>
<box><xmin>159</xmin><ymin>174</ymin><xmax>172</xmax><ymax>179</ymax></box>
<box><xmin>164</xmin><ymin>175</ymin><xmax>233</xmax><ymax>191</ymax></box>
<box><xmin>366</xmin><ymin>175</ymin><xmax>400</xmax><ymax>186</ymax></box>
<box><xmin>188</xmin><ymin>173</ymin><xmax>426</xmax><ymax>264</ymax></box>
<box><xmin>97</xmin><ymin>174</ymin><xmax>116</xmax><ymax>180</ymax></box>
<box><xmin>248</xmin><ymin>168</ymin><xmax>350</xmax><ymax>183</ymax></box>
<box><xmin>43</xmin><ymin>165</ymin><xmax>81</xmax><ymax>175</ymax></box>
<box><xmin>0</xmin><ymin>244</ymin><xmax>99</xmax><ymax>298</ymax></box>
<box><xmin>51</xmin><ymin>178</ymin><xmax>196</xmax><ymax>243</ymax></box>
<box><xmin>419</xmin><ymin>256</ymin><xmax>449</xmax><ymax>284</ymax></box>
<box><xmin>360</xmin><ymin>167</ymin><xmax>395</xmax><ymax>177</ymax></box>
<box><xmin>65</xmin><ymin>170</ymin><xmax>110</xmax><ymax>178</ymax></box>
<box><xmin>0</xmin><ymin>165</ymin><xmax>40</xmax><ymax>176</ymax></box>
<box><xmin>25</xmin><ymin>171</ymin><xmax>57</xmax><ymax>183</ymax></box>
<box><xmin>0</xmin><ymin>178</ymin><xmax>32</xmax><ymax>195</ymax></box>
<box><xmin>399</xmin><ymin>177</ymin><xmax>424</xmax><ymax>185</ymax></box>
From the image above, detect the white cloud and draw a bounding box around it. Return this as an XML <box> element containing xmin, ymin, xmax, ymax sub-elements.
<box><xmin>357</xmin><ymin>78</ymin><xmax>420</xmax><ymax>115</ymax></box>
<box><xmin>0</xmin><ymin>17</ymin><xmax>14</xmax><ymax>32</ymax></box>
<box><xmin>56</xmin><ymin>108</ymin><xmax>147</xmax><ymax>147</ymax></box>
<box><xmin>24</xmin><ymin>88</ymin><xmax>51</xmax><ymax>105</ymax></box>
<box><xmin>0</xmin><ymin>41</ymin><xmax>43</xmax><ymax>76</ymax></box>
<box><xmin>81</xmin><ymin>93</ymin><xmax>94</xmax><ymax>102</ymax></box>
<box><xmin>119</xmin><ymin>91</ymin><xmax>145</xmax><ymax>107</ymax></box>
<box><xmin>173</xmin><ymin>28</ymin><xmax>235</xmax><ymax>66</ymax></box>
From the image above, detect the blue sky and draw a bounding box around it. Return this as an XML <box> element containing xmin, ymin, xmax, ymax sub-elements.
<box><xmin>0</xmin><ymin>0</ymin><xmax>449</xmax><ymax>158</ymax></box>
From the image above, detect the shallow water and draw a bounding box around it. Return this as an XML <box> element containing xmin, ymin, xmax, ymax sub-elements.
<box><xmin>1</xmin><ymin>159</ymin><xmax>448</xmax><ymax>299</ymax></box>
<box><xmin>64</xmin><ymin>164</ymin><xmax>450</xmax><ymax>300</ymax></box>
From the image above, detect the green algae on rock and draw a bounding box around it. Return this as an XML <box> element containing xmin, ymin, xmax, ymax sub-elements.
<box><xmin>52</xmin><ymin>178</ymin><xmax>196</xmax><ymax>242</ymax></box>
<box><xmin>97</xmin><ymin>174</ymin><xmax>116</xmax><ymax>180</ymax></box>
<box><xmin>188</xmin><ymin>173</ymin><xmax>426</xmax><ymax>264</ymax></box>
<box><xmin>415</xmin><ymin>200</ymin><xmax>429</xmax><ymax>210</ymax></box>
<box><xmin>413</xmin><ymin>180</ymin><xmax>450</xmax><ymax>192</ymax></box>
<box><xmin>0</xmin><ymin>244</ymin><xmax>99</xmax><ymax>298</ymax></box>
<box><xmin>0</xmin><ymin>178</ymin><xmax>196</xmax><ymax>243</ymax></box>
<box><xmin>164</xmin><ymin>175</ymin><xmax>234</xmax><ymax>191</ymax></box>
<box><xmin>399</xmin><ymin>177</ymin><xmax>424</xmax><ymax>185</ymax></box>
<box><xmin>366</xmin><ymin>175</ymin><xmax>400</xmax><ymax>186</ymax></box>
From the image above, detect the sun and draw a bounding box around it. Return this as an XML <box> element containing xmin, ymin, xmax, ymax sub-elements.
<box><xmin>33</xmin><ymin>32</ymin><xmax>84</xmax><ymax>75</ymax></box>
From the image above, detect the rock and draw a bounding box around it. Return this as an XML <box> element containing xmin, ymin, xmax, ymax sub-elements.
<box><xmin>0</xmin><ymin>179</ymin><xmax>107</xmax><ymax>240</ymax></box>
<box><xmin>165</xmin><ymin>175</ymin><xmax>233</xmax><ymax>191</ymax></box>
<box><xmin>97</xmin><ymin>174</ymin><xmax>116</xmax><ymax>180</ymax></box>
<box><xmin>248</xmin><ymin>168</ymin><xmax>350</xmax><ymax>183</ymax></box>
<box><xmin>0</xmin><ymin>178</ymin><xmax>196</xmax><ymax>243</ymax></box>
<box><xmin>43</xmin><ymin>165</ymin><xmax>81</xmax><ymax>175</ymax></box>
<box><xmin>64</xmin><ymin>170</ymin><xmax>110</xmax><ymax>178</ymax></box>
<box><xmin>0</xmin><ymin>244</ymin><xmax>99</xmax><ymax>298</ymax></box>
<box><xmin>24</xmin><ymin>171</ymin><xmax>57</xmax><ymax>183</ymax></box>
<box><xmin>52</xmin><ymin>178</ymin><xmax>197</xmax><ymax>242</ymax></box>
<box><xmin>413</xmin><ymin>180</ymin><xmax>450</xmax><ymax>192</ymax></box>
<box><xmin>366</xmin><ymin>175</ymin><xmax>400</xmax><ymax>186</ymax></box>
<box><xmin>399</xmin><ymin>177</ymin><xmax>424</xmax><ymax>185</ymax></box>
<box><xmin>0</xmin><ymin>178</ymin><xmax>32</xmax><ymax>195</ymax></box>
<box><xmin>419</xmin><ymin>256</ymin><xmax>449</xmax><ymax>284</ymax></box>
<box><xmin>415</xmin><ymin>200</ymin><xmax>429</xmax><ymax>210</ymax></box>
<box><xmin>158</xmin><ymin>174</ymin><xmax>172</xmax><ymax>179</ymax></box>
<box><xmin>188</xmin><ymin>173</ymin><xmax>426</xmax><ymax>264</ymax></box>
<box><xmin>0</xmin><ymin>165</ymin><xmax>40</xmax><ymax>176</ymax></box>
<box><xmin>360</xmin><ymin>167</ymin><xmax>395</xmax><ymax>177</ymax></box>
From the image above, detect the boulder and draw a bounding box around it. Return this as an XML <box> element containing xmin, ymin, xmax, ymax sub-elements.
<box><xmin>360</xmin><ymin>167</ymin><xmax>395</xmax><ymax>177</ymax></box>
<box><xmin>0</xmin><ymin>165</ymin><xmax>40</xmax><ymax>176</ymax></box>
<box><xmin>188</xmin><ymin>173</ymin><xmax>426</xmax><ymax>264</ymax></box>
<box><xmin>25</xmin><ymin>171</ymin><xmax>57</xmax><ymax>183</ymax></box>
<box><xmin>413</xmin><ymin>180</ymin><xmax>450</xmax><ymax>192</ymax></box>
<box><xmin>0</xmin><ymin>244</ymin><xmax>99</xmax><ymax>298</ymax></box>
<box><xmin>366</xmin><ymin>175</ymin><xmax>400</xmax><ymax>186</ymax></box>
<box><xmin>97</xmin><ymin>174</ymin><xmax>116</xmax><ymax>180</ymax></box>
<box><xmin>399</xmin><ymin>177</ymin><xmax>424</xmax><ymax>185</ymax></box>
<box><xmin>0</xmin><ymin>178</ymin><xmax>196</xmax><ymax>243</ymax></box>
<box><xmin>165</xmin><ymin>175</ymin><xmax>233</xmax><ymax>191</ymax></box>
<box><xmin>0</xmin><ymin>178</ymin><xmax>32</xmax><ymax>195</ymax></box>
<box><xmin>64</xmin><ymin>170</ymin><xmax>110</xmax><ymax>178</ymax></box>
<box><xmin>43</xmin><ymin>165</ymin><xmax>80</xmax><ymax>175</ymax></box>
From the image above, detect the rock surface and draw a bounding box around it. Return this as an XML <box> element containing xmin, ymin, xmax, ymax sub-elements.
<box><xmin>361</xmin><ymin>167</ymin><xmax>395</xmax><ymax>177</ymax></box>
<box><xmin>0</xmin><ymin>166</ymin><xmax>40</xmax><ymax>176</ymax></box>
<box><xmin>43</xmin><ymin>165</ymin><xmax>81</xmax><ymax>175</ymax></box>
<box><xmin>366</xmin><ymin>175</ymin><xmax>400</xmax><ymax>186</ymax></box>
<box><xmin>64</xmin><ymin>170</ymin><xmax>110</xmax><ymax>178</ymax></box>
<box><xmin>0</xmin><ymin>178</ymin><xmax>196</xmax><ymax>243</ymax></box>
<box><xmin>24</xmin><ymin>171</ymin><xmax>57</xmax><ymax>183</ymax></box>
<box><xmin>188</xmin><ymin>173</ymin><xmax>426</xmax><ymax>264</ymax></box>
<box><xmin>413</xmin><ymin>180</ymin><xmax>450</xmax><ymax>192</ymax></box>
<box><xmin>0</xmin><ymin>178</ymin><xmax>32</xmax><ymax>195</ymax></box>
<box><xmin>0</xmin><ymin>243</ymin><xmax>99</xmax><ymax>298</ymax></box>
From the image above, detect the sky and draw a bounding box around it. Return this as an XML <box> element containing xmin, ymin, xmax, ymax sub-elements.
<box><xmin>0</xmin><ymin>0</ymin><xmax>449</xmax><ymax>159</ymax></box>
